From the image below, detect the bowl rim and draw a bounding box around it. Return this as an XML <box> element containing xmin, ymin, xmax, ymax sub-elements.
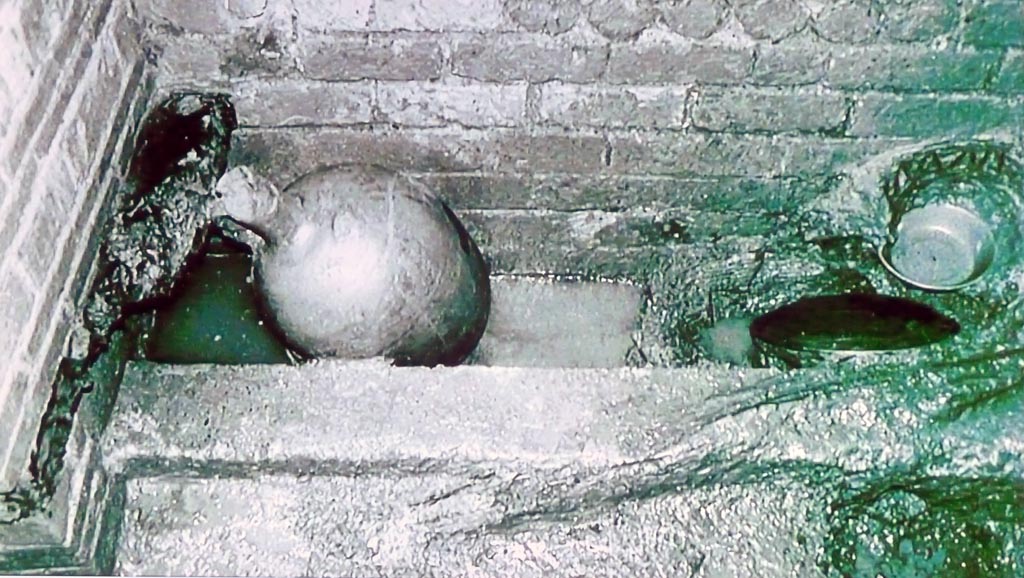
<box><xmin>878</xmin><ymin>203</ymin><xmax>996</xmax><ymax>292</ymax></box>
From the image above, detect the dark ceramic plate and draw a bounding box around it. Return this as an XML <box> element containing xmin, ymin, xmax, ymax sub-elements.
<box><xmin>749</xmin><ymin>294</ymin><xmax>960</xmax><ymax>352</ymax></box>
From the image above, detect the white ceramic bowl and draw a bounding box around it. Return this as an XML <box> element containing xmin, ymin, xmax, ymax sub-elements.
<box><xmin>878</xmin><ymin>203</ymin><xmax>995</xmax><ymax>291</ymax></box>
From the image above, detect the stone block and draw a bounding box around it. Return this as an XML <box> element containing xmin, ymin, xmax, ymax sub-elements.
<box><xmin>0</xmin><ymin>370</ymin><xmax>31</xmax><ymax>488</ymax></box>
<box><xmin>232</xmin><ymin>80</ymin><xmax>375</xmax><ymax>127</ymax></box>
<box><xmin>374</xmin><ymin>0</ymin><xmax>507</xmax><ymax>31</ymax></box>
<box><xmin>17</xmin><ymin>188</ymin><xmax>67</xmax><ymax>286</ymax></box>
<box><xmin>880</xmin><ymin>0</ymin><xmax>958</xmax><ymax>42</ymax></box>
<box><xmin>138</xmin><ymin>0</ymin><xmax>267</xmax><ymax>34</ymax></box>
<box><xmin>691</xmin><ymin>88</ymin><xmax>849</xmax><ymax>134</ymax></box>
<box><xmin>849</xmin><ymin>94</ymin><xmax>1020</xmax><ymax>138</ymax></box>
<box><xmin>0</xmin><ymin>266</ymin><xmax>35</xmax><ymax>362</ymax></box>
<box><xmin>18</xmin><ymin>0</ymin><xmax>74</xmax><ymax>63</ymax></box>
<box><xmin>827</xmin><ymin>45</ymin><xmax>1003</xmax><ymax>92</ymax></box>
<box><xmin>80</xmin><ymin>36</ymin><xmax>133</xmax><ymax>161</ymax></box>
<box><xmin>0</xmin><ymin>169</ymin><xmax>36</xmax><ymax>260</ymax></box>
<box><xmin>420</xmin><ymin>173</ymin><xmax>829</xmax><ymax>213</ymax></box>
<box><xmin>535</xmin><ymin>84</ymin><xmax>690</xmax><ymax>129</ymax></box>
<box><xmin>149</xmin><ymin>35</ymin><xmax>230</xmax><ymax>87</ymax></box>
<box><xmin>658</xmin><ymin>0</ymin><xmax>728</xmax><ymax>39</ymax></box>
<box><xmin>732</xmin><ymin>0</ymin><xmax>809</xmax><ymax>41</ymax></box>
<box><xmin>62</xmin><ymin>117</ymin><xmax>94</xmax><ymax>179</ymax></box>
<box><xmin>219</xmin><ymin>28</ymin><xmax>294</xmax><ymax>79</ymax></box>
<box><xmin>139</xmin><ymin>0</ymin><xmax>220</xmax><ymax>32</ymax></box>
<box><xmin>606</xmin><ymin>33</ymin><xmax>753</xmax><ymax>84</ymax></box>
<box><xmin>293</xmin><ymin>0</ymin><xmax>372</xmax><ymax>32</ymax></box>
<box><xmin>229</xmin><ymin>128</ymin><xmax>609</xmax><ymax>189</ymax></box>
<box><xmin>452</xmin><ymin>33</ymin><xmax>609</xmax><ymax>83</ymax></box>
<box><xmin>470</xmin><ymin>276</ymin><xmax>641</xmax><ymax>368</ymax></box>
<box><xmin>460</xmin><ymin>207</ymin><xmax>780</xmax><ymax>274</ymax></box>
<box><xmin>812</xmin><ymin>0</ymin><xmax>881</xmax><ymax>44</ymax></box>
<box><xmin>506</xmin><ymin>0</ymin><xmax>581</xmax><ymax>34</ymax></box>
<box><xmin>607</xmin><ymin>131</ymin><xmax>894</xmax><ymax>177</ymax></box>
<box><xmin>585</xmin><ymin>0</ymin><xmax>656</xmax><ymax>40</ymax></box>
<box><xmin>1</xmin><ymin>0</ymin><xmax>90</xmax><ymax>179</ymax></box>
<box><xmin>994</xmin><ymin>50</ymin><xmax>1024</xmax><ymax>95</ymax></box>
<box><xmin>377</xmin><ymin>82</ymin><xmax>528</xmax><ymax>128</ymax></box>
<box><xmin>0</xmin><ymin>73</ymin><xmax>11</xmax><ymax>139</ymax></box>
<box><xmin>963</xmin><ymin>0</ymin><xmax>1024</xmax><ymax>48</ymax></box>
<box><xmin>301</xmin><ymin>33</ymin><xmax>445</xmax><ymax>81</ymax></box>
<box><xmin>750</xmin><ymin>34</ymin><xmax>831</xmax><ymax>85</ymax></box>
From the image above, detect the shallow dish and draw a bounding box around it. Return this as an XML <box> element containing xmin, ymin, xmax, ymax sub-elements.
<box><xmin>878</xmin><ymin>203</ymin><xmax>995</xmax><ymax>291</ymax></box>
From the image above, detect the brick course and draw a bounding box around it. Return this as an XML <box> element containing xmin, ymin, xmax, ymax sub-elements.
<box><xmin>605</xmin><ymin>34</ymin><xmax>753</xmax><ymax>85</ymax></box>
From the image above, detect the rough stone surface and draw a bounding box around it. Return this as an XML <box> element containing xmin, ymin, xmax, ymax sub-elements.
<box><xmin>605</xmin><ymin>33</ymin><xmax>753</xmax><ymax>85</ymax></box>
<box><xmin>691</xmin><ymin>88</ymin><xmax>849</xmax><ymax>134</ymax></box>
<box><xmin>219</xmin><ymin>29</ymin><xmax>293</xmax><ymax>79</ymax></box>
<box><xmin>293</xmin><ymin>0</ymin><xmax>372</xmax><ymax>32</ymax></box>
<box><xmin>102</xmin><ymin>361</ymin><xmax>772</xmax><ymax>468</ymax></box>
<box><xmin>750</xmin><ymin>34</ymin><xmax>832</xmax><ymax>85</ymax></box>
<box><xmin>812</xmin><ymin>0</ymin><xmax>882</xmax><ymax>44</ymax></box>
<box><xmin>0</xmin><ymin>372</ymin><xmax>30</xmax><ymax>488</ymax></box>
<box><xmin>826</xmin><ymin>45</ymin><xmax>1004</xmax><ymax>91</ymax></box>
<box><xmin>103</xmin><ymin>346</ymin><xmax>1024</xmax><ymax>576</ymax></box>
<box><xmin>374</xmin><ymin>0</ymin><xmax>507</xmax><ymax>31</ymax></box>
<box><xmin>149</xmin><ymin>35</ymin><xmax>229</xmax><ymax>87</ymax></box>
<box><xmin>658</xmin><ymin>0</ymin><xmax>728</xmax><ymax>39</ymax></box>
<box><xmin>114</xmin><ymin>474</ymin><xmax>828</xmax><ymax>577</ymax></box>
<box><xmin>452</xmin><ymin>33</ymin><xmax>609</xmax><ymax>83</ymax></box>
<box><xmin>418</xmin><ymin>173</ymin><xmax>828</xmax><ymax>212</ymax></box>
<box><xmin>139</xmin><ymin>0</ymin><xmax>251</xmax><ymax>34</ymax></box>
<box><xmin>231</xmin><ymin>80</ymin><xmax>375</xmax><ymax>127</ymax></box>
<box><xmin>459</xmin><ymin>208</ymin><xmax>781</xmax><ymax>272</ymax></box>
<box><xmin>17</xmin><ymin>0</ymin><xmax>76</xmax><ymax>64</ymax></box>
<box><xmin>506</xmin><ymin>0</ymin><xmax>581</xmax><ymax>34</ymax></box>
<box><xmin>880</xmin><ymin>0</ymin><xmax>958</xmax><ymax>42</ymax></box>
<box><xmin>585</xmin><ymin>0</ymin><xmax>655</xmax><ymax>40</ymax></box>
<box><xmin>732</xmin><ymin>0</ymin><xmax>809</xmax><ymax>41</ymax></box>
<box><xmin>535</xmin><ymin>84</ymin><xmax>690</xmax><ymax>129</ymax></box>
<box><xmin>849</xmin><ymin>94</ymin><xmax>1021</xmax><ymax>138</ymax></box>
<box><xmin>229</xmin><ymin>128</ymin><xmax>609</xmax><ymax>188</ymax></box>
<box><xmin>300</xmin><ymin>33</ymin><xmax>445</xmax><ymax>81</ymax></box>
<box><xmin>994</xmin><ymin>49</ymin><xmax>1024</xmax><ymax>94</ymax></box>
<box><xmin>606</xmin><ymin>132</ymin><xmax>894</xmax><ymax>177</ymax></box>
<box><xmin>469</xmin><ymin>276</ymin><xmax>641</xmax><ymax>367</ymax></box>
<box><xmin>377</xmin><ymin>82</ymin><xmax>528</xmax><ymax>128</ymax></box>
<box><xmin>0</xmin><ymin>268</ymin><xmax>33</xmax><ymax>383</ymax></box>
<box><xmin>963</xmin><ymin>0</ymin><xmax>1024</xmax><ymax>48</ymax></box>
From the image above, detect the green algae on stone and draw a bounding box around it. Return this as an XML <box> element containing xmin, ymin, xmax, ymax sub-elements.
<box><xmin>145</xmin><ymin>237</ymin><xmax>292</xmax><ymax>365</ymax></box>
<box><xmin>825</xmin><ymin>475</ymin><xmax>1024</xmax><ymax>577</ymax></box>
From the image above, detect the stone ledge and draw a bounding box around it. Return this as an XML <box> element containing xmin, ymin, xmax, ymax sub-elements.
<box><xmin>101</xmin><ymin>360</ymin><xmax>774</xmax><ymax>472</ymax></box>
<box><xmin>111</xmin><ymin>472</ymin><xmax>829</xmax><ymax>576</ymax></box>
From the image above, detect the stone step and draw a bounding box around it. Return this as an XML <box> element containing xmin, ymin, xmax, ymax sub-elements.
<box><xmin>99</xmin><ymin>355</ymin><xmax>1024</xmax><ymax>576</ymax></box>
<box><xmin>471</xmin><ymin>275</ymin><xmax>641</xmax><ymax>368</ymax></box>
<box><xmin>102</xmin><ymin>360</ymin><xmax>770</xmax><ymax>471</ymax></box>
<box><xmin>113</xmin><ymin>472</ymin><xmax>828</xmax><ymax>577</ymax></box>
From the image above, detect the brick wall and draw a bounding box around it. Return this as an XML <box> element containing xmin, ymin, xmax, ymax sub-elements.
<box><xmin>0</xmin><ymin>0</ymin><xmax>147</xmax><ymax>489</ymax></box>
<box><xmin>139</xmin><ymin>0</ymin><xmax>1022</xmax><ymax>266</ymax></box>
<box><xmin>129</xmin><ymin>0</ymin><xmax>1022</xmax><ymax>369</ymax></box>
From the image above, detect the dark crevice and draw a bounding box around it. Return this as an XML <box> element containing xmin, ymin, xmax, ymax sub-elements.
<box><xmin>1</xmin><ymin>92</ymin><xmax>238</xmax><ymax>523</ymax></box>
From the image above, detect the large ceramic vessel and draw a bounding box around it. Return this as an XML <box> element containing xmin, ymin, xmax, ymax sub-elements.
<box><xmin>216</xmin><ymin>166</ymin><xmax>490</xmax><ymax>366</ymax></box>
